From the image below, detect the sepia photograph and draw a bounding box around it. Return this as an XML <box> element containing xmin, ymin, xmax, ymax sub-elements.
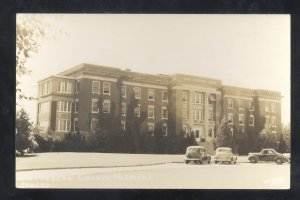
<box><xmin>15</xmin><ymin>14</ymin><xmax>290</xmax><ymax>189</ymax></box>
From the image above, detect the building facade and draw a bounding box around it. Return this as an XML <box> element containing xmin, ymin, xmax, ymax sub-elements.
<box><xmin>37</xmin><ymin>63</ymin><xmax>282</xmax><ymax>148</ymax></box>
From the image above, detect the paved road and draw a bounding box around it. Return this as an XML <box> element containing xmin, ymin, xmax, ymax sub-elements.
<box><xmin>16</xmin><ymin>162</ymin><xmax>290</xmax><ymax>189</ymax></box>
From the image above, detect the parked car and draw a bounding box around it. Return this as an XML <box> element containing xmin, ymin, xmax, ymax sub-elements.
<box><xmin>248</xmin><ymin>148</ymin><xmax>290</xmax><ymax>164</ymax></box>
<box><xmin>214</xmin><ymin>147</ymin><xmax>237</xmax><ymax>164</ymax></box>
<box><xmin>185</xmin><ymin>146</ymin><xmax>211</xmax><ymax>164</ymax></box>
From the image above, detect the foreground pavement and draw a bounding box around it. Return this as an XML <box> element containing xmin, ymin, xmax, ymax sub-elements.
<box><xmin>16</xmin><ymin>162</ymin><xmax>290</xmax><ymax>189</ymax></box>
<box><xmin>16</xmin><ymin>152</ymin><xmax>249</xmax><ymax>171</ymax></box>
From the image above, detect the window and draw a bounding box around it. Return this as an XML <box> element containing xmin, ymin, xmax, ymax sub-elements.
<box><xmin>265</xmin><ymin>102</ymin><xmax>269</xmax><ymax>112</ymax></box>
<box><xmin>39</xmin><ymin>102</ymin><xmax>50</xmax><ymax>114</ymax></box>
<box><xmin>75</xmin><ymin>80</ymin><xmax>80</xmax><ymax>93</ymax></box>
<box><xmin>40</xmin><ymin>81</ymin><xmax>51</xmax><ymax>96</ymax></box>
<box><xmin>249</xmin><ymin>101</ymin><xmax>254</xmax><ymax>111</ymax></box>
<box><xmin>183</xmin><ymin>109</ymin><xmax>188</xmax><ymax>119</ymax></box>
<box><xmin>91</xmin><ymin>99</ymin><xmax>98</xmax><ymax>113</ymax></box>
<box><xmin>148</xmin><ymin>105</ymin><xmax>154</xmax><ymax>118</ymax></box>
<box><xmin>182</xmin><ymin>91</ymin><xmax>188</xmax><ymax>102</ymax></box>
<box><xmin>162</xmin><ymin>91</ymin><xmax>168</xmax><ymax>102</ymax></box>
<box><xmin>148</xmin><ymin>89</ymin><xmax>155</xmax><ymax>101</ymax></box>
<box><xmin>208</xmin><ymin>110</ymin><xmax>214</xmax><ymax>121</ymax></box>
<box><xmin>91</xmin><ymin>118</ymin><xmax>97</xmax><ymax>132</ymax></box>
<box><xmin>121</xmin><ymin>85</ymin><xmax>126</xmax><ymax>98</ymax></box>
<box><xmin>147</xmin><ymin>123</ymin><xmax>154</xmax><ymax>135</ymax></box>
<box><xmin>265</xmin><ymin>116</ymin><xmax>270</xmax><ymax>126</ymax></box>
<box><xmin>134</xmin><ymin>87</ymin><xmax>141</xmax><ymax>99</ymax></box>
<box><xmin>239</xmin><ymin>100</ymin><xmax>244</xmax><ymax>110</ymax></box>
<box><xmin>121</xmin><ymin>102</ymin><xmax>126</xmax><ymax>116</ymax></box>
<box><xmin>162</xmin><ymin>106</ymin><xmax>168</xmax><ymax>119</ymax></box>
<box><xmin>134</xmin><ymin>104</ymin><xmax>141</xmax><ymax>117</ymax></box>
<box><xmin>57</xmin><ymin>101</ymin><xmax>72</xmax><ymax>112</ymax></box>
<box><xmin>194</xmin><ymin>92</ymin><xmax>204</xmax><ymax>104</ymax></box>
<box><xmin>271</xmin><ymin>103</ymin><xmax>276</xmax><ymax>113</ymax></box>
<box><xmin>74</xmin><ymin>99</ymin><xmax>79</xmax><ymax>113</ymax></box>
<box><xmin>239</xmin><ymin>114</ymin><xmax>244</xmax><ymax>125</ymax></box>
<box><xmin>103</xmin><ymin>82</ymin><xmax>111</xmax><ymax>95</ymax></box>
<box><xmin>195</xmin><ymin>130</ymin><xmax>200</xmax><ymax>138</ymax></box>
<box><xmin>74</xmin><ymin>118</ymin><xmax>78</xmax><ymax>131</ymax></box>
<box><xmin>56</xmin><ymin>119</ymin><xmax>70</xmax><ymax>132</ymax></box>
<box><xmin>121</xmin><ymin>120</ymin><xmax>126</xmax><ymax>131</ymax></box>
<box><xmin>103</xmin><ymin>100</ymin><xmax>110</xmax><ymax>113</ymax></box>
<box><xmin>182</xmin><ymin>124</ymin><xmax>189</xmax><ymax>134</ymax></box>
<box><xmin>228</xmin><ymin>99</ymin><xmax>233</xmax><ymax>109</ymax></box>
<box><xmin>162</xmin><ymin>123</ymin><xmax>167</xmax><ymax>136</ymax></box>
<box><xmin>58</xmin><ymin>81</ymin><xmax>71</xmax><ymax>93</ymax></box>
<box><xmin>92</xmin><ymin>81</ymin><xmax>100</xmax><ymax>94</ymax></box>
<box><xmin>193</xmin><ymin>110</ymin><xmax>204</xmax><ymax>121</ymax></box>
<box><xmin>228</xmin><ymin>113</ymin><xmax>233</xmax><ymax>124</ymax></box>
<box><xmin>208</xmin><ymin>127</ymin><xmax>214</xmax><ymax>137</ymax></box>
<box><xmin>249</xmin><ymin>115</ymin><xmax>254</xmax><ymax>126</ymax></box>
<box><xmin>271</xmin><ymin>116</ymin><xmax>277</xmax><ymax>127</ymax></box>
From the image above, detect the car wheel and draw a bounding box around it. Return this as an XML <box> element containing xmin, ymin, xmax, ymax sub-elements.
<box><xmin>249</xmin><ymin>157</ymin><xmax>257</xmax><ymax>163</ymax></box>
<box><xmin>215</xmin><ymin>161</ymin><xmax>218</xmax><ymax>164</ymax></box>
<box><xmin>185</xmin><ymin>160</ymin><xmax>189</xmax><ymax>164</ymax></box>
<box><xmin>275</xmin><ymin>158</ymin><xmax>283</xmax><ymax>165</ymax></box>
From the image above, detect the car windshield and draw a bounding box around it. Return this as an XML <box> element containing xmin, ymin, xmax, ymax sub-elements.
<box><xmin>217</xmin><ymin>148</ymin><xmax>231</xmax><ymax>153</ymax></box>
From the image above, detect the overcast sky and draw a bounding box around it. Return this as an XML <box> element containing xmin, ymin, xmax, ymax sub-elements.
<box><xmin>17</xmin><ymin>14</ymin><xmax>290</xmax><ymax>124</ymax></box>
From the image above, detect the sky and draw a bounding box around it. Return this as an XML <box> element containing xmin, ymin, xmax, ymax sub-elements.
<box><xmin>17</xmin><ymin>14</ymin><xmax>290</xmax><ymax>124</ymax></box>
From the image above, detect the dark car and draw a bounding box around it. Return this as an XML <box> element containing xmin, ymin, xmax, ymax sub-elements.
<box><xmin>248</xmin><ymin>148</ymin><xmax>290</xmax><ymax>164</ymax></box>
<box><xmin>185</xmin><ymin>146</ymin><xmax>211</xmax><ymax>164</ymax></box>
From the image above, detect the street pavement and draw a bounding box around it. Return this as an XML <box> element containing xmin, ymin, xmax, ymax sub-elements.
<box><xmin>16</xmin><ymin>162</ymin><xmax>290</xmax><ymax>189</ymax></box>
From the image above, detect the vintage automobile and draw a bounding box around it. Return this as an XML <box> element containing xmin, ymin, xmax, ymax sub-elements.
<box><xmin>185</xmin><ymin>146</ymin><xmax>211</xmax><ymax>164</ymax></box>
<box><xmin>248</xmin><ymin>148</ymin><xmax>290</xmax><ymax>164</ymax></box>
<box><xmin>214</xmin><ymin>147</ymin><xmax>237</xmax><ymax>164</ymax></box>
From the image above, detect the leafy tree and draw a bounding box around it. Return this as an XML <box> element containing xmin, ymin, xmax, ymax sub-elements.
<box><xmin>281</xmin><ymin>123</ymin><xmax>290</xmax><ymax>152</ymax></box>
<box><xmin>16</xmin><ymin>109</ymin><xmax>35</xmax><ymax>154</ymax></box>
<box><xmin>32</xmin><ymin>126</ymin><xmax>55</xmax><ymax>152</ymax></box>
<box><xmin>215</xmin><ymin>115</ymin><xmax>233</xmax><ymax>149</ymax></box>
<box><xmin>16</xmin><ymin>14</ymin><xmax>63</xmax><ymax>101</ymax></box>
<box><xmin>126</xmin><ymin>91</ymin><xmax>147</xmax><ymax>153</ymax></box>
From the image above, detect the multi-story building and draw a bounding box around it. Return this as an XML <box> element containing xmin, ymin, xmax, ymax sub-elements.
<box><xmin>37</xmin><ymin>63</ymin><xmax>282</xmax><ymax>149</ymax></box>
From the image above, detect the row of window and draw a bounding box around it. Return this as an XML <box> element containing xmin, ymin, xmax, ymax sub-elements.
<box><xmin>58</xmin><ymin>81</ymin><xmax>72</xmax><ymax>94</ymax></box>
<box><xmin>131</xmin><ymin>87</ymin><xmax>169</xmax><ymax>102</ymax></box>
<box><xmin>89</xmin><ymin>119</ymin><xmax>168</xmax><ymax>136</ymax></box>
<box><xmin>227</xmin><ymin>113</ymin><xmax>254</xmax><ymax>126</ymax></box>
<box><xmin>91</xmin><ymin>81</ymin><xmax>111</xmax><ymax>95</ymax></box>
<box><xmin>227</xmin><ymin>113</ymin><xmax>276</xmax><ymax>127</ymax></box>
<box><xmin>182</xmin><ymin>109</ymin><xmax>215</xmax><ymax>121</ymax></box>
<box><xmin>265</xmin><ymin>102</ymin><xmax>277</xmax><ymax>113</ymax></box>
<box><xmin>228</xmin><ymin>99</ymin><xmax>254</xmax><ymax>111</ymax></box>
<box><xmin>39</xmin><ymin>81</ymin><xmax>52</xmax><ymax>96</ymax></box>
<box><xmin>182</xmin><ymin>91</ymin><xmax>204</xmax><ymax>104</ymax></box>
<box><xmin>227</xmin><ymin>99</ymin><xmax>277</xmax><ymax>113</ymax></box>
<box><xmin>91</xmin><ymin>99</ymin><xmax>168</xmax><ymax>119</ymax></box>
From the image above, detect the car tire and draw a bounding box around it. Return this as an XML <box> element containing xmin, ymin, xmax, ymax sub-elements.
<box><xmin>275</xmin><ymin>158</ymin><xmax>283</xmax><ymax>165</ymax></box>
<box><xmin>215</xmin><ymin>161</ymin><xmax>218</xmax><ymax>164</ymax></box>
<box><xmin>249</xmin><ymin>157</ymin><xmax>257</xmax><ymax>163</ymax></box>
<box><xmin>185</xmin><ymin>160</ymin><xmax>189</xmax><ymax>164</ymax></box>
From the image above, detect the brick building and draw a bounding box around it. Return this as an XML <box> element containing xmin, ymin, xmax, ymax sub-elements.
<box><xmin>37</xmin><ymin>63</ymin><xmax>282</xmax><ymax>149</ymax></box>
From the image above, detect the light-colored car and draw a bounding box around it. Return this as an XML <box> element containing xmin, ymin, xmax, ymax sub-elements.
<box><xmin>214</xmin><ymin>147</ymin><xmax>237</xmax><ymax>164</ymax></box>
